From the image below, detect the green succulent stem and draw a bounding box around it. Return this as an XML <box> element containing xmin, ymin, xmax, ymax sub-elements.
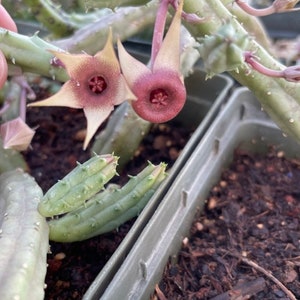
<box><xmin>0</xmin><ymin>139</ymin><xmax>28</xmax><ymax>173</ymax></box>
<box><xmin>53</xmin><ymin>4</ymin><xmax>157</xmax><ymax>54</ymax></box>
<box><xmin>83</xmin><ymin>0</ymin><xmax>152</xmax><ymax>10</ymax></box>
<box><xmin>184</xmin><ymin>0</ymin><xmax>300</xmax><ymax>144</ymax></box>
<box><xmin>0</xmin><ymin>4</ymin><xmax>157</xmax><ymax>81</ymax></box>
<box><xmin>0</xmin><ymin>29</ymin><xmax>68</xmax><ymax>81</ymax></box>
<box><xmin>48</xmin><ymin>162</ymin><xmax>167</xmax><ymax>242</ymax></box>
<box><xmin>92</xmin><ymin>102</ymin><xmax>152</xmax><ymax>172</ymax></box>
<box><xmin>0</xmin><ymin>169</ymin><xmax>49</xmax><ymax>300</ymax></box>
<box><xmin>22</xmin><ymin>0</ymin><xmax>115</xmax><ymax>37</ymax></box>
<box><xmin>38</xmin><ymin>154</ymin><xmax>118</xmax><ymax>217</ymax></box>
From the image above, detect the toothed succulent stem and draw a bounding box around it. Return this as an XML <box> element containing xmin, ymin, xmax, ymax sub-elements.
<box><xmin>0</xmin><ymin>139</ymin><xmax>28</xmax><ymax>172</ymax></box>
<box><xmin>0</xmin><ymin>169</ymin><xmax>49</xmax><ymax>300</ymax></box>
<box><xmin>0</xmin><ymin>5</ymin><xmax>157</xmax><ymax>81</ymax></box>
<box><xmin>183</xmin><ymin>0</ymin><xmax>300</xmax><ymax>144</ymax></box>
<box><xmin>22</xmin><ymin>0</ymin><xmax>114</xmax><ymax>37</ymax></box>
<box><xmin>48</xmin><ymin>162</ymin><xmax>167</xmax><ymax>242</ymax></box>
<box><xmin>53</xmin><ymin>4</ymin><xmax>157</xmax><ymax>54</ymax></box>
<box><xmin>38</xmin><ymin>154</ymin><xmax>119</xmax><ymax>217</ymax></box>
<box><xmin>0</xmin><ymin>29</ymin><xmax>68</xmax><ymax>81</ymax></box>
<box><xmin>83</xmin><ymin>0</ymin><xmax>151</xmax><ymax>10</ymax></box>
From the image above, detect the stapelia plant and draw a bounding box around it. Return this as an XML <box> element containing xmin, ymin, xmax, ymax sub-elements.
<box><xmin>28</xmin><ymin>29</ymin><xmax>136</xmax><ymax>149</ymax></box>
<box><xmin>117</xmin><ymin>0</ymin><xmax>187</xmax><ymax>123</ymax></box>
<box><xmin>1</xmin><ymin>0</ymin><xmax>300</xmax><ymax>297</ymax></box>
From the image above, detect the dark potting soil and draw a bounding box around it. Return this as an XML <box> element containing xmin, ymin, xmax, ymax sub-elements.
<box><xmin>24</xmin><ymin>98</ymin><xmax>193</xmax><ymax>299</ymax></box>
<box><xmin>154</xmin><ymin>147</ymin><xmax>300</xmax><ymax>300</ymax></box>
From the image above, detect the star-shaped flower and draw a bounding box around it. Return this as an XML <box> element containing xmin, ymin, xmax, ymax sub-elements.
<box><xmin>117</xmin><ymin>0</ymin><xmax>186</xmax><ymax>123</ymax></box>
<box><xmin>28</xmin><ymin>29</ymin><xmax>136</xmax><ymax>149</ymax></box>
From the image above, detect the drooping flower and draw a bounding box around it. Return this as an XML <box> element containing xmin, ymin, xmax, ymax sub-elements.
<box><xmin>0</xmin><ymin>2</ymin><xmax>18</xmax><ymax>89</ymax></box>
<box><xmin>117</xmin><ymin>0</ymin><xmax>186</xmax><ymax>123</ymax></box>
<box><xmin>28</xmin><ymin>29</ymin><xmax>136</xmax><ymax>149</ymax></box>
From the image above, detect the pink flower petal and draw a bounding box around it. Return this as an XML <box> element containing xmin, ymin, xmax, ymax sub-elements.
<box><xmin>0</xmin><ymin>51</ymin><xmax>8</xmax><ymax>89</ymax></box>
<box><xmin>0</xmin><ymin>117</ymin><xmax>35</xmax><ymax>151</ymax></box>
<box><xmin>0</xmin><ymin>4</ymin><xmax>18</xmax><ymax>32</ymax></box>
<box><xmin>27</xmin><ymin>81</ymin><xmax>82</xmax><ymax>108</ymax></box>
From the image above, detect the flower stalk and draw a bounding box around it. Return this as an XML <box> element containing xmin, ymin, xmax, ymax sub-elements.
<box><xmin>235</xmin><ymin>0</ymin><xmax>300</xmax><ymax>16</ymax></box>
<box><xmin>118</xmin><ymin>0</ymin><xmax>187</xmax><ymax>123</ymax></box>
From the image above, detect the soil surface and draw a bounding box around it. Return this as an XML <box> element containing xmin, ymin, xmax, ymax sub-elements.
<box><xmin>154</xmin><ymin>147</ymin><xmax>300</xmax><ymax>300</ymax></box>
<box><xmin>24</xmin><ymin>86</ymin><xmax>193</xmax><ymax>300</ymax></box>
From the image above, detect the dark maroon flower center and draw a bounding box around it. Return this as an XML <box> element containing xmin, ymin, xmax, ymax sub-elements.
<box><xmin>88</xmin><ymin>75</ymin><xmax>107</xmax><ymax>94</ymax></box>
<box><xmin>150</xmin><ymin>88</ymin><xmax>168</xmax><ymax>106</ymax></box>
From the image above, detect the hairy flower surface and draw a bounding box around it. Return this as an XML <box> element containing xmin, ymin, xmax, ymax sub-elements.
<box><xmin>28</xmin><ymin>30</ymin><xmax>135</xmax><ymax>149</ymax></box>
<box><xmin>117</xmin><ymin>0</ymin><xmax>186</xmax><ymax>123</ymax></box>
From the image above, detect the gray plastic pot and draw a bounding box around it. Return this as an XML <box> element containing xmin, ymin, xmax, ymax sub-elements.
<box><xmin>260</xmin><ymin>11</ymin><xmax>300</xmax><ymax>39</ymax></box>
<box><xmin>99</xmin><ymin>87</ymin><xmax>300</xmax><ymax>299</ymax></box>
<box><xmin>83</xmin><ymin>68</ymin><xmax>233</xmax><ymax>299</ymax></box>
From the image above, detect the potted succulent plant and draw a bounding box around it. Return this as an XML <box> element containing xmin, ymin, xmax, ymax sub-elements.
<box><xmin>0</xmin><ymin>1</ymin><xmax>234</xmax><ymax>298</ymax></box>
<box><xmin>1</xmin><ymin>0</ymin><xmax>300</xmax><ymax>299</ymax></box>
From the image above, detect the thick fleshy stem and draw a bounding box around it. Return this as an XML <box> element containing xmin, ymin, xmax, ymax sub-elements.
<box><xmin>0</xmin><ymin>29</ymin><xmax>68</xmax><ymax>82</ymax></box>
<box><xmin>22</xmin><ymin>0</ymin><xmax>113</xmax><ymax>37</ymax></box>
<box><xmin>38</xmin><ymin>154</ymin><xmax>119</xmax><ymax>217</ymax></box>
<box><xmin>82</xmin><ymin>0</ymin><xmax>151</xmax><ymax>10</ymax></box>
<box><xmin>54</xmin><ymin>4</ymin><xmax>157</xmax><ymax>54</ymax></box>
<box><xmin>47</xmin><ymin>162</ymin><xmax>167</xmax><ymax>242</ymax></box>
<box><xmin>244</xmin><ymin>51</ymin><xmax>300</xmax><ymax>82</ymax></box>
<box><xmin>0</xmin><ymin>169</ymin><xmax>49</xmax><ymax>300</ymax></box>
<box><xmin>234</xmin><ymin>0</ymin><xmax>300</xmax><ymax>16</ymax></box>
<box><xmin>183</xmin><ymin>0</ymin><xmax>300</xmax><ymax>143</ymax></box>
<box><xmin>0</xmin><ymin>138</ymin><xmax>28</xmax><ymax>172</ymax></box>
<box><xmin>0</xmin><ymin>5</ymin><xmax>157</xmax><ymax>81</ymax></box>
<box><xmin>91</xmin><ymin>102</ymin><xmax>151</xmax><ymax>172</ymax></box>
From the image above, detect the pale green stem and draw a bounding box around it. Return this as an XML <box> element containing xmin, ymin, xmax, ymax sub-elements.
<box><xmin>0</xmin><ymin>29</ymin><xmax>68</xmax><ymax>82</ymax></box>
<box><xmin>0</xmin><ymin>4</ymin><xmax>157</xmax><ymax>81</ymax></box>
<box><xmin>83</xmin><ymin>0</ymin><xmax>151</xmax><ymax>10</ymax></box>
<box><xmin>22</xmin><ymin>0</ymin><xmax>114</xmax><ymax>37</ymax></box>
<box><xmin>184</xmin><ymin>0</ymin><xmax>300</xmax><ymax>143</ymax></box>
<box><xmin>54</xmin><ymin>4</ymin><xmax>158</xmax><ymax>54</ymax></box>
